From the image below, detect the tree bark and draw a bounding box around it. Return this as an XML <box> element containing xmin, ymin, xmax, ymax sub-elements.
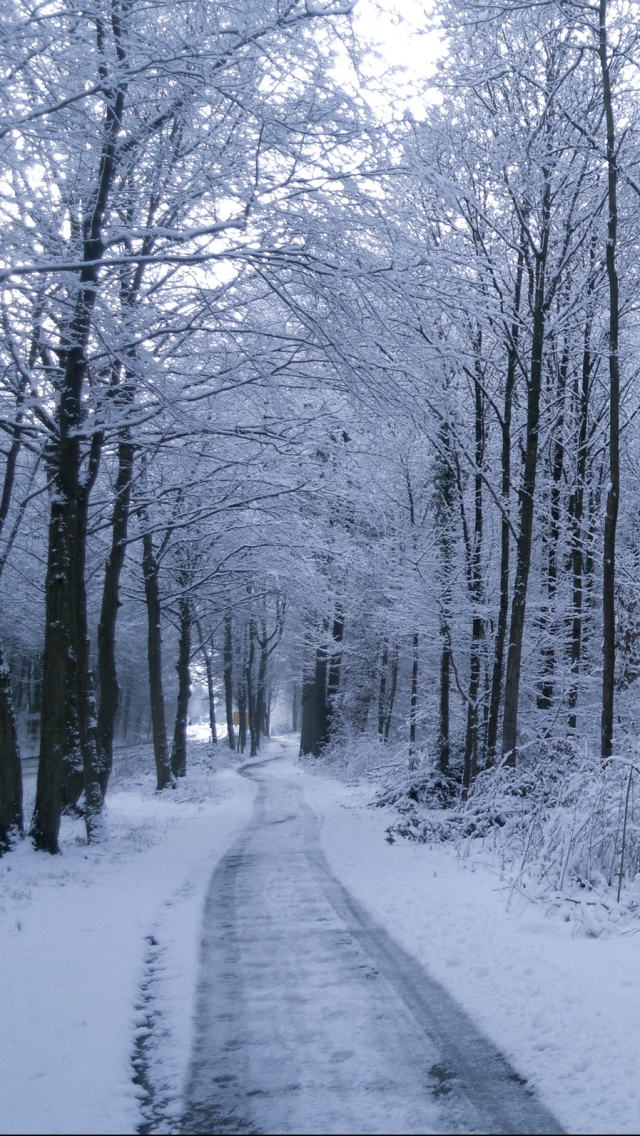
<box><xmin>32</xmin><ymin>26</ymin><xmax>125</xmax><ymax>850</ymax></box>
<box><xmin>409</xmin><ymin>632</ymin><xmax>419</xmax><ymax>770</ymax></box>
<box><xmin>0</xmin><ymin>374</ymin><xmax>29</xmax><ymax>849</ymax></box>
<box><xmin>223</xmin><ymin>613</ymin><xmax>235</xmax><ymax>750</ymax></box>
<box><xmin>439</xmin><ymin>630</ymin><xmax>451</xmax><ymax>772</ymax></box>
<box><xmin>299</xmin><ymin>635</ymin><xmax>329</xmax><ymax>757</ymax></box>
<box><xmin>245</xmin><ymin>621</ymin><xmax>258</xmax><ymax>757</ymax></box>
<box><xmin>142</xmin><ymin>529</ymin><xmax>173</xmax><ymax>790</ymax></box>
<box><xmin>300</xmin><ymin>671</ymin><xmax>315</xmax><ymax>755</ymax></box>
<box><xmin>378</xmin><ymin>640</ymin><xmax>389</xmax><ymax>740</ymax></box>
<box><xmin>537</xmin><ymin>340</ymin><xmax>568</xmax><ymax>710</ymax></box>
<box><xmin>171</xmin><ymin>594</ymin><xmax>192</xmax><ymax>778</ymax></box>
<box><xmin>326</xmin><ymin>610</ymin><xmax>344</xmax><ymax>726</ymax></box>
<box><xmin>502</xmin><ymin>190</ymin><xmax>550</xmax><ymax>764</ymax></box>
<box><xmin>487</xmin><ymin>241</ymin><xmax>523</xmax><ymax>763</ymax></box>
<box><xmin>238</xmin><ymin>682</ymin><xmax>247</xmax><ymax>754</ymax></box>
<box><xmin>0</xmin><ymin>645</ymin><xmax>23</xmax><ymax>853</ymax></box>
<box><xmin>383</xmin><ymin>643</ymin><xmax>398</xmax><ymax>742</ymax></box>
<box><xmin>463</xmin><ymin>339</ymin><xmax>486</xmax><ymax>789</ymax></box>
<box><xmin>568</xmin><ymin>277</ymin><xmax>595</xmax><ymax>730</ymax></box>
<box><xmin>96</xmin><ymin>429</ymin><xmax>134</xmax><ymax>795</ymax></box>
<box><xmin>313</xmin><ymin>640</ymin><xmax>329</xmax><ymax>755</ymax></box>
<box><xmin>255</xmin><ymin>621</ymin><xmax>268</xmax><ymax>748</ymax></box>
<box><xmin>198</xmin><ymin>623</ymin><xmax>217</xmax><ymax>745</ymax></box>
<box><xmin>599</xmin><ymin>0</ymin><xmax>620</xmax><ymax>758</ymax></box>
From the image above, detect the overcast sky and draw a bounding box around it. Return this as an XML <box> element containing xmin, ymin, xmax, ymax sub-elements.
<box><xmin>349</xmin><ymin>1</ymin><xmax>443</xmax><ymax>117</ymax></box>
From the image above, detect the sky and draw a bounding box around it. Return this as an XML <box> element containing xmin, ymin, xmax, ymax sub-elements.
<box><xmin>348</xmin><ymin>0</ymin><xmax>444</xmax><ymax>118</ymax></box>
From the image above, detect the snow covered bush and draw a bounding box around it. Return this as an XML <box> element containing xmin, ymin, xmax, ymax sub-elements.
<box><xmin>381</xmin><ymin>743</ymin><xmax>640</xmax><ymax>931</ymax></box>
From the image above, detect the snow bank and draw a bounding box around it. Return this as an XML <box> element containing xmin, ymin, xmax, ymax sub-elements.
<box><xmin>0</xmin><ymin>745</ymin><xmax>255</xmax><ymax>1136</ymax></box>
<box><xmin>285</xmin><ymin>748</ymin><xmax>640</xmax><ymax>1136</ymax></box>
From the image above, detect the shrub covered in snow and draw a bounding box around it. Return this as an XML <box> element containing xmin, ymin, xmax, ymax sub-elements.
<box><xmin>379</xmin><ymin>742</ymin><xmax>640</xmax><ymax>932</ymax></box>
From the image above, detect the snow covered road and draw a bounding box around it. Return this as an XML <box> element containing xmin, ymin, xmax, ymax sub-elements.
<box><xmin>182</xmin><ymin>752</ymin><xmax>562</xmax><ymax>1135</ymax></box>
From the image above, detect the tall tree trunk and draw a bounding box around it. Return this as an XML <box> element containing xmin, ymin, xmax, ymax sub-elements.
<box><xmin>96</xmin><ymin>429</ymin><xmax>134</xmax><ymax>795</ymax></box>
<box><xmin>487</xmin><ymin>242</ymin><xmax>524</xmax><ymax>763</ymax></box>
<box><xmin>439</xmin><ymin>628</ymin><xmax>451</xmax><ymax>772</ymax></box>
<box><xmin>171</xmin><ymin>595</ymin><xmax>192</xmax><ymax>778</ymax></box>
<box><xmin>238</xmin><ymin>682</ymin><xmax>247</xmax><ymax>754</ymax></box>
<box><xmin>32</xmin><ymin>429</ymin><xmax>104</xmax><ymax>850</ymax></box>
<box><xmin>537</xmin><ymin>341</ymin><xmax>568</xmax><ymax>710</ymax></box>
<box><xmin>599</xmin><ymin>0</ymin><xmax>620</xmax><ymax>758</ymax></box>
<box><xmin>300</xmin><ymin>670</ymin><xmax>315</xmax><ymax>755</ymax></box>
<box><xmin>292</xmin><ymin>682</ymin><xmax>301</xmax><ymax>733</ymax></box>
<box><xmin>0</xmin><ymin>644</ymin><xmax>23</xmax><ymax>853</ymax></box>
<box><xmin>300</xmin><ymin>636</ymin><xmax>329</xmax><ymax>757</ymax></box>
<box><xmin>313</xmin><ymin>640</ymin><xmax>329</xmax><ymax>755</ymax></box>
<box><xmin>409</xmin><ymin>632</ymin><xmax>419</xmax><ymax>769</ymax></box>
<box><xmin>568</xmin><ymin>283</ymin><xmax>594</xmax><ymax>729</ymax></box>
<box><xmin>326</xmin><ymin>610</ymin><xmax>344</xmax><ymax>724</ymax></box>
<box><xmin>223</xmin><ymin>612</ymin><xmax>235</xmax><ymax>751</ymax></box>
<box><xmin>32</xmin><ymin>45</ymin><xmax>125</xmax><ymax>850</ymax></box>
<box><xmin>502</xmin><ymin>189</ymin><xmax>550</xmax><ymax>764</ymax></box>
<box><xmin>142</xmin><ymin>530</ymin><xmax>173</xmax><ymax>790</ymax></box>
<box><xmin>463</xmin><ymin>339</ymin><xmax>486</xmax><ymax>790</ymax></box>
<box><xmin>255</xmin><ymin>620</ymin><xmax>268</xmax><ymax>748</ymax></box>
<box><xmin>383</xmin><ymin>643</ymin><xmax>398</xmax><ymax>742</ymax></box>
<box><xmin>197</xmin><ymin>622</ymin><xmax>217</xmax><ymax>745</ymax></box>
<box><xmin>246</xmin><ymin>621</ymin><xmax>258</xmax><ymax>757</ymax></box>
<box><xmin>378</xmin><ymin>640</ymin><xmax>389</xmax><ymax>740</ymax></box>
<box><xmin>0</xmin><ymin>377</ymin><xmax>29</xmax><ymax>849</ymax></box>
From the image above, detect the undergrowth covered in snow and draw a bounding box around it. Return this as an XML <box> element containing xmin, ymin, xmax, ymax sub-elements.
<box><xmin>313</xmin><ymin>734</ymin><xmax>640</xmax><ymax>936</ymax></box>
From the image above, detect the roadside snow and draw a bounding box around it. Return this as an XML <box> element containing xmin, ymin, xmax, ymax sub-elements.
<box><xmin>0</xmin><ymin>745</ymin><xmax>255</xmax><ymax>1136</ymax></box>
<box><xmin>6</xmin><ymin>736</ymin><xmax>640</xmax><ymax>1136</ymax></box>
<box><xmin>284</xmin><ymin>746</ymin><xmax>640</xmax><ymax>1136</ymax></box>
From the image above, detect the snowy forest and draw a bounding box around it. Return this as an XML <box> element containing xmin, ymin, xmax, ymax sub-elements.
<box><xmin>5</xmin><ymin>1</ymin><xmax>640</xmax><ymax>1133</ymax></box>
<box><xmin>1</xmin><ymin>0</ymin><xmax>638</xmax><ymax>850</ymax></box>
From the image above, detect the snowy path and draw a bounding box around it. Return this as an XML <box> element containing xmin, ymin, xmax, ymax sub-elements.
<box><xmin>182</xmin><ymin>752</ymin><xmax>562</xmax><ymax>1135</ymax></box>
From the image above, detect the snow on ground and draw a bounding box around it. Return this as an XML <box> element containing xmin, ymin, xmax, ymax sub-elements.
<box><xmin>283</xmin><ymin>742</ymin><xmax>640</xmax><ymax>1136</ymax></box>
<box><xmin>0</xmin><ymin>742</ymin><xmax>255</xmax><ymax>1136</ymax></box>
<box><xmin>4</xmin><ymin>734</ymin><xmax>640</xmax><ymax>1136</ymax></box>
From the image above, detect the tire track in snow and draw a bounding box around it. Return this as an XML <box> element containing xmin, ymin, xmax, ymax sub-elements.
<box><xmin>181</xmin><ymin>755</ymin><xmax>563</xmax><ymax>1135</ymax></box>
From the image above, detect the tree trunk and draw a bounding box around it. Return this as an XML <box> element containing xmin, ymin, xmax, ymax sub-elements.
<box><xmin>487</xmin><ymin>241</ymin><xmax>523</xmax><ymax>763</ymax></box>
<box><xmin>96</xmin><ymin>430</ymin><xmax>134</xmax><ymax>795</ymax></box>
<box><xmin>313</xmin><ymin>640</ymin><xmax>329</xmax><ymax>755</ymax></box>
<box><xmin>439</xmin><ymin>630</ymin><xmax>450</xmax><ymax>772</ymax></box>
<box><xmin>245</xmin><ymin>622</ymin><xmax>258</xmax><ymax>757</ymax></box>
<box><xmin>409</xmin><ymin>632</ymin><xmax>419</xmax><ymax>769</ymax></box>
<box><xmin>142</xmin><ymin>530</ymin><xmax>173</xmax><ymax>790</ymax></box>
<box><xmin>0</xmin><ymin>378</ymin><xmax>28</xmax><ymax>850</ymax></box>
<box><xmin>198</xmin><ymin>625</ymin><xmax>217</xmax><ymax>745</ymax></box>
<box><xmin>255</xmin><ymin>620</ymin><xmax>268</xmax><ymax>749</ymax></box>
<box><xmin>292</xmin><ymin>682</ymin><xmax>301</xmax><ymax>733</ymax></box>
<box><xmin>238</xmin><ymin>682</ymin><xmax>247</xmax><ymax>754</ymax></box>
<box><xmin>32</xmin><ymin>431</ymin><xmax>103</xmax><ymax>850</ymax></box>
<box><xmin>599</xmin><ymin>0</ymin><xmax>620</xmax><ymax>759</ymax></box>
<box><xmin>537</xmin><ymin>342</ymin><xmax>568</xmax><ymax>711</ymax></box>
<box><xmin>568</xmin><ymin>280</ymin><xmax>594</xmax><ymax>729</ymax></box>
<box><xmin>171</xmin><ymin>595</ymin><xmax>192</xmax><ymax>778</ymax></box>
<box><xmin>223</xmin><ymin>613</ymin><xmax>235</xmax><ymax>751</ymax></box>
<box><xmin>383</xmin><ymin>643</ymin><xmax>398</xmax><ymax>742</ymax></box>
<box><xmin>32</xmin><ymin>48</ymin><xmax>125</xmax><ymax>850</ymax></box>
<box><xmin>0</xmin><ymin>644</ymin><xmax>23</xmax><ymax>853</ymax></box>
<box><xmin>326</xmin><ymin>610</ymin><xmax>344</xmax><ymax>725</ymax></box>
<box><xmin>300</xmin><ymin>634</ymin><xmax>329</xmax><ymax>757</ymax></box>
<box><xmin>463</xmin><ymin>340</ymin><xmax>486</xmax><ymax>790</ymax></box>
<box><xmin>378</xmin><ymin>640</ymin><xmax>389</xmax><ymax>740</ymax></box>
<box><xmin>300</xmin><ymin>672</ymin><xmax>315</xmax><ymax>754</ymax></box>
<box><xmin>502</xmin><ymin>193</ymin><xmax>550</xmax><ymax>764</ymax></box>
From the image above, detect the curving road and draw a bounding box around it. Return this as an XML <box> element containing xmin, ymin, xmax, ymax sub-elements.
<box><xmin>182</xmin><ymin>753</ymin><xmax>563</xmax><ymax>1135</ymax></box>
